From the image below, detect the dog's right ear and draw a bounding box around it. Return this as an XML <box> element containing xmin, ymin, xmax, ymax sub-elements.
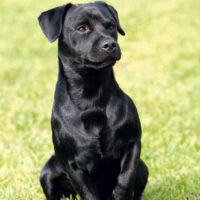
<box><xmin>95</xmin><ymin>1</ymin><xmax>125</xmax><ymax>36</ymax></box>
<box><xmin>38</xmin><ymin>3</ymin><xmax>72</xmax><ymax>43</ymax></box>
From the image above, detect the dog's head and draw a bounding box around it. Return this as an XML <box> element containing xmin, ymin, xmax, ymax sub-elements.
<box><xmin>38</xmin><ymin>1</ymin><xmax>125</xmax><ymax>69</ymax></box>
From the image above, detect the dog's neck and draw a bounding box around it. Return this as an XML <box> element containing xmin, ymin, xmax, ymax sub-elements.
<box><xmin>58</xmin><ymin>56</ymin><xmax>117</xmax><ymax>110</ymax></box>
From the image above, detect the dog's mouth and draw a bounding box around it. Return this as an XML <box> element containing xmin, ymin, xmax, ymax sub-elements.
<box><xmin>83</xmin><ymin>58</ymin><xmax>117</xmax><ymax>70</ymax></box>
<box><xmin>83</xmin><ymin>46</ymin><xmax>121</xmax><ymax>69</ymax></box>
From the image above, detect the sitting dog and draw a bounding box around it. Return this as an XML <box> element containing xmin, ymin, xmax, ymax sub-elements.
<box><xmin>38</xmin><ymin>1</ymin><xmax>148</xmax><ymax>200</ymax></box>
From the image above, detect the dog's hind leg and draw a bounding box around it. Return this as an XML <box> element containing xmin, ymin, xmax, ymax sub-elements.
<box><xmin>133</xmin><ymin>159</ymin><xmax>148</xmax><ymax>200</ymax></box>
<box><xmin>40</xmin><ymin>154</ymin><xmax>76</xmax><ymax>200</ymax></box>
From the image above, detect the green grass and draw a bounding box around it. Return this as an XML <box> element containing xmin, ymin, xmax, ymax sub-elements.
<box><xmin>0</xmin><ymin>0</ymin><xmax>200</xmax><ymax>199</ymax></box>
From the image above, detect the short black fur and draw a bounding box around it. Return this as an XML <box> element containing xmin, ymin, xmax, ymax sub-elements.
<box><xmin>38</xmin><ymin>1</ymin><xmax>148</xmax><ymax>200</ymax></box>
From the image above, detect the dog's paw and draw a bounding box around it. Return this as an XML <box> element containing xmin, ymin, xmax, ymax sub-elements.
<box><xmin>112</xmin><ymin>185</ymin><xmax>133</xmax><ymax>200</ymax></box>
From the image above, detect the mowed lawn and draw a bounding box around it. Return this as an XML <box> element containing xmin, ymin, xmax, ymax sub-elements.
<box><xmin>0</xmin><ymin>0</ymin><xmax>200</xmax><ymax>199</ymax></box>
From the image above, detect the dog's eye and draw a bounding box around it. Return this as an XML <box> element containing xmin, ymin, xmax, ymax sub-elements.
<box><xmin>108</xmin><ymin>24</ymin><xmax>115</xmax><ymax>30</ymax></box>
<box><xmin>76</xmin><ymin>25</ymin><xmax>88</xmax><ymax>33</ymax></box>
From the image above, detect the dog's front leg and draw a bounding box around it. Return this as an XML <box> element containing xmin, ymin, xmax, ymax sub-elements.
<box><xmin>66</xmin><ymin>162</ymin><xmax>101</xmax><ymax>200</ymax></box>
<box><xmin>112</xmin><ymin>140</ymin><xmax>141</xmax><ymax>200</ymax></box>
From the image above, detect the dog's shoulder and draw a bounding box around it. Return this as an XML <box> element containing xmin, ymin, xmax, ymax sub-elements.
<box><xmin>106</xmin><ymin>88</ymin><xmax>141</xmax><ymax>139</ymax></box>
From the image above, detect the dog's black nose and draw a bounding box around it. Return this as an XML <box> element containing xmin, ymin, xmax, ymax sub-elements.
<box><xmin>101</xmin><ymin>40</ymin><xmax>117</xmax><ymax>52</ymax></box>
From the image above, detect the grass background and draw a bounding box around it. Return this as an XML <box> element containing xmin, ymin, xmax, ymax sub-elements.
<box><xmin>0</xmin><ymin>0</ymin><xmax>200</xmax><ymax>199</ymax></box>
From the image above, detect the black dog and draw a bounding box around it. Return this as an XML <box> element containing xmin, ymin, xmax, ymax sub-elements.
<box><xmin>38</xmin><ymin>1</ymin><xmax>148</xmax><ymax>200</ymax></box>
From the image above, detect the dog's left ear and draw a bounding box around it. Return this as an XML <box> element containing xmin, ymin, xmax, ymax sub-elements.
<box><xmin>96</xmin><ymin>1</ymin><xmax>125</xmax><ymax>36</ymax></box>
<box><xmin>38</xmin><ymin>3</ymin><xmax>72</xmax><ymax>42</ymax></box>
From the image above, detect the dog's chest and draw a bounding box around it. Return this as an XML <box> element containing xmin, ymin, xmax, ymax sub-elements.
<box><xmin>81</xmin><ymin>109</ymin><xmax>107</xmax><ymax>135</ymax></box>
<box><xmin>80</xmin><ymin>109</ymin><xmax>111</xmax><ymax>155</ymax></box>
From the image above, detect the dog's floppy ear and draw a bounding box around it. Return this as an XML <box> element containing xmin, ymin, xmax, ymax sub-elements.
<box><xmin>38</xmin><ymin>3</ymin><xmax>72</xmax><ymax>42</ymax></box>
<box><xmin>96</xmin><ymin>1</ymin><xmax>125</xmax><ymax>36</ymax></box>
<box><xmin>106</xmin><ymin>5</ymin><xmax>125</xmax><ymax>36</ymax></box>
